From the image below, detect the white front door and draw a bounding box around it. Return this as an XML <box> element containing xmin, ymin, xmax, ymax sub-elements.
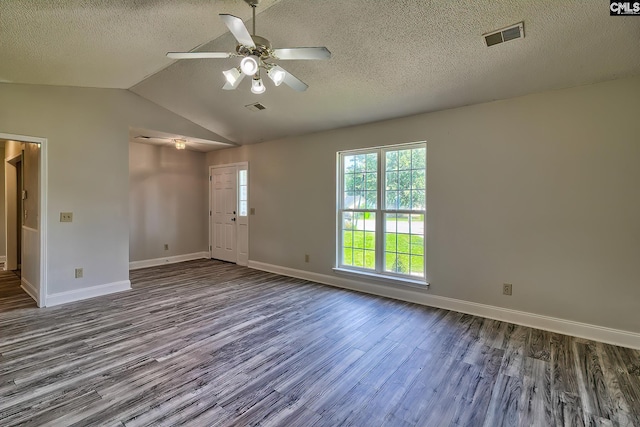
<box><xmin>211</xmin><ymin>166</ymin><xmax>237</xmax><ymax>262</ymax></box>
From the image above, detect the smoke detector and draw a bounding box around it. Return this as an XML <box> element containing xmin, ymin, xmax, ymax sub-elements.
<box><xmin>483</xmin><ymin>22</ymin><xmax>524</xmax><ymax>47</ymax></box>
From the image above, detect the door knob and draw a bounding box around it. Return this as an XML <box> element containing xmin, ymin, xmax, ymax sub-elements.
<box><xmin>231</xmin><ymin>218</ymin><xmax>236</xmax><ymax>222</ymax></box>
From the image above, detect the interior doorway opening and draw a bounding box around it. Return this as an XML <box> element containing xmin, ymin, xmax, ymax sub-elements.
<box><xmin>0</xmin><ymin>133</ymin><xmax>48</xmax><ymax>307</ymax></box>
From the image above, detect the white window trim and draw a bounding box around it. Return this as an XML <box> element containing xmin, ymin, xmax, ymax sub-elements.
<box><xmin>336</xmin><ymin>142</ymin><xmax>427</xmax><ymax>285</ymax></box>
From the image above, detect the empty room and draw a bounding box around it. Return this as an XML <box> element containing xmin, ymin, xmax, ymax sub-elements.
<box><xmin>1</xmin><ymin>0</ymin><xmax>639</xmax><ymax>426</ymax></box>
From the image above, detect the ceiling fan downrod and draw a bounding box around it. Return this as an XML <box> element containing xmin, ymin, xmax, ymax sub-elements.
<box><xmin>252</xmin><ymin>4</ymin><xmax>256</xmax><ymax>36</ymax></box>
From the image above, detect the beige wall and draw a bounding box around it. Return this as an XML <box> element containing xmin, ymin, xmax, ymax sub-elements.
<box><xmin>207</xmin><ymin>75</ymin><xmax>640</xmax><ymax>334</ymax></box>
<box><xmin>129</xmin><ymin>142</ymin><xmax>208</xmax><ymax>262</ymax></box>
<box><xmin>0</xmin><ymin>83</ymin><xmax>225</xmax><ymax>295</ymax></box>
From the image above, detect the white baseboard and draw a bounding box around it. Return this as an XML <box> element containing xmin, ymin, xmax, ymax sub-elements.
<box><xmin>46</xmin><ymin>280</ymin><xmax>131</xmax><ymax>307</ymax></box>
<box><xmin>129</xmin><ymin>252</ymin><xmax>209</xmax><ymax>270</ymax></box>
<box><xmin>21</xmin><ymin>277</ymin><xmax>39</xmax><ymax>305</ymax></box>
<box><xmin>248</xmin><ymin>261</ymin><xmax>640</xmax><ymax>350</ymax></box>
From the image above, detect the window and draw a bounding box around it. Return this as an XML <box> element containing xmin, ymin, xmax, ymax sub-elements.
<box><xmin>238</xmin><ymin>169</ymin><xmax>248</xmax><ymax>216</ymax></box>
<box><xmin>337</xmin><ymin>143</ymin><xmax>426</xmax><ymax>282</ymax></box>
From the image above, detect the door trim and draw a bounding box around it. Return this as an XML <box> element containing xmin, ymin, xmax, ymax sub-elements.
<box><xmin>209</xmin><ymin>162</ymin><xmax>249</xmax><ymax>266</ymax></box>
<box><xmin>0</xmin><ymin>132</ymin><xmax>48</xmax><ymax>307</ymax></box>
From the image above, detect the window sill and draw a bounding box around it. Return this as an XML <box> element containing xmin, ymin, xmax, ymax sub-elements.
<box><xmin>333</xmin><ymin>267</ymin><xmax>429</xmax><ymax>290</ymax></box>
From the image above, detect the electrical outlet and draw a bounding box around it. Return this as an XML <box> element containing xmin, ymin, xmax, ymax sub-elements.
<box><xmin>75</xmin><ymin>268</ymin><xmax>83</xmax><ymax>279</ymax></box>
<box><xmin>60</xmin><ymin>212</ymin><xmax>73</xmax><ymax>222</ymax></box>
<box><xmin>304</xmin><ymin>254</ymin><xmax>310</xmax><ymax>263</ymax></box>
<box><xmin>250</xmin><ymin>207</ymin><xmax>256</xmax><ymax>215</ymax></box>
<box><xmin>164</xmin><ymin>244</ymin><xmax>169</xmax><ymax>251</ymax></box>
<box><xmin>503</xmin><ymin>283</ymin><xmax>513</xmax><ymax>296</ymax></box>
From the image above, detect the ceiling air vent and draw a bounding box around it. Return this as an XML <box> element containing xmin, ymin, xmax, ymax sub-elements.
<box><xmin>483</xmin><ymin>22</ymin><xmax>524</xmax><ymax>47</ymax></box>
<box><xmin>245</xmin><ymin>102</ymin><xmax>267</xmax><ymax>112</ymax></box>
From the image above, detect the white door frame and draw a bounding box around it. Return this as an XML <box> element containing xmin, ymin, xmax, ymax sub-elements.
<box><xmin>1</xmin><ymin>132</ymin><xmax>48</xmax><ymax>307</ymax></box>
<box><xmin>209</xmin><ymin>162</ymin><xmax>249</xmax><ymax>266</ymax></box>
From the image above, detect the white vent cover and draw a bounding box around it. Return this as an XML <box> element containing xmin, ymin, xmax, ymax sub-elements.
<box><xmin>245</xmin><ymin>102</ymin><xmax>267</xmax><ymax>112</ymax></box>
<box><xmin>483</xmin><ymin>22</ymin><xmax>524</xmax><ymax>47</ymax></box>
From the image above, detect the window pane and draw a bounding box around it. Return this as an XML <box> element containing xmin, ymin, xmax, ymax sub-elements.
<box><xmin>343</xmin><ymin>230</ymin><xmax>353</xmax><ymax>246</ymax></box>
<box><xmin>341</xmin><ymin>211</ymin><xmax>375</xmax><ymax>270</ymax></box>
<box><xmin>385</xmin><ymin>252</ymin><xmax>397</xmax><ymax>273</ymax></box>
<box><xmin>412</xmin><ymin>147</ymin><xmax>426</xmax><ymax>169</ymax></box>
<box><xmin>365</xmin><ymin>191</ymin><xmax>376</xmax><ymax>209</ymax></box>
<box><xmin>343</xmin><ymin>247</ymin><xmax>353</xmax><ymax>266</ymax></box>
<box><xmin>366</xmin><ymin>173</ymin><xmax>377</xmax><ymax>191</ymax></box>
<box><xmin>239</xmin><ymin>201</ymin><xmax>248</xmax><ymax>217</ymax></box>
<box><xmin>399</xmin><ymin>190</ymin><xmax>411</xmax><ymax>210</ymax></box>
<box><xmin>398</xmin><ymin>149</ymin><xmax>412</xmax><ymax>170</ymax></box>
<box><xmin>385</xmin><ymin>191</ymin><xmax>397</xmax><ymax>210</ymax></box>
<box><xmin>364</xmin><ymin>250</ymin><xmax>375</xmax><ymax>269</ymax></box>
<box><xmin>344</xmin><ymin>155</ymin><xmax>356</xmax><ymax>173</ymax></box>
<box><xmin>342</xmin><ymin>213</ymin><xmax>354</xmax><ymax>230</ymax></box>
<box><xmin>397</xmin><ymin>254</ymin><xmax>410</xmax><ymax>274</ymax></box>
<box><xmin>398</xmin><ymin>170</ymin><xmax>411</xmax><ymax>189</ymax></box>
<box><xmin>363</xmin><ymin>212</ymin><xmax>376</xmax><ymax>231</ymax></box>
<box><xmin>386</xmin><ymin>171</ymin><xmax>397</xmax><ymax>191</ymax></box>
<box><xmin>385</xmin><ymin>213</ymin><xmax>424</xmax><ymax>277</ymax></box>
<box><xmin>386</xmin><ymin>151</ymin><xmax>398</xmax><ymax>171</ymax></box>
<box><xmin>239</xmin><ymin>170</ymin><xmax>247</xmax><ymax>186</ymax></box>
<box><xmin>411</xmin><ymin>190</ymin><xmax>425</xmax><ymax>210</ymax></box>
<box><xmin>365</xmin><ymin>153</ymin><xmax>377</xmax><ymax>172</ymax></box>
<box><xmin>411</xmin><ymin>255</ymin><xmax>424</xmax><ymax>277</ymax></box>
<box><xmin>410</xmin><ymin>214</ymin><xmax>424</xmax><ymax>236</ymax></box>
<box><xmin>411</xmin><ymin>234</ymin><xmax>424</xmax><ymax>255</ymax></box>
<box><xmin>364</xmin><ymin>231</ymin><xmax>375</xmax><ymax>250</ymax></box>
<box><xmin>412</xmin><ymin>170</ymin><xmax>425</xmax><ymax>190</ymax></box>
<box><xmin>353</xmin><ymin>249</ymin><xmax>365</xmax><ymax>267</ymax></box>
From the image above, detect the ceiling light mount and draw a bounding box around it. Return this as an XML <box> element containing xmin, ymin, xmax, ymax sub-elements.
<box><xmin>174</xmin><ymin>139</ymin><xmax>186</xmax><ymax>150</ymax></box>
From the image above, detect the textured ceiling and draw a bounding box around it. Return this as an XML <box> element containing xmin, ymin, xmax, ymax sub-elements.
<box><xmin>2</xmin><ymin>0</ymin><xmax>640</xmax><ymax>145</ymax></box>
<box><xmin>0</xmin><ymin>0</ymin><xmax>280</xmax><ymax>88</ymax></box>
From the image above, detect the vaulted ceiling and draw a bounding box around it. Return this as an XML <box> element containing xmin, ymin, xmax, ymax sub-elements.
<box><xmin>2</xmin><ymin>0</ymin><xmax>639</xmax><ymax>146</ymax></box>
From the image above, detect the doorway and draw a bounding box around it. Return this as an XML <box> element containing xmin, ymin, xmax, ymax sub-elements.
<box><xmin>6</xmin><ymin>152</ymin><xmax>23</xmax><ymax>271</ymax></box>
<box><xmin>209</xmin><ymin>163</ymin><xmax>249</xmax><ymax>265</ymax></box>
<box><xmin>1</xmin><ymin>133</ymin><xmax>48</xmax><ymax>307</ymax></box>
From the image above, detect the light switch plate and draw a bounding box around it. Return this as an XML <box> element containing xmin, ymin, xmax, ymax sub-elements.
<box><xmin>60</xmin><ymin>212</ymin><xmax>73</xmax><ymax>222</ymax></box>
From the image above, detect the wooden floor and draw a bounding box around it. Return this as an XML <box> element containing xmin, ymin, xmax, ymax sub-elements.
<box><xmin>1</xmin><ymin>260</ymin><xmax>639</xmax><ymax>426</ymax></box>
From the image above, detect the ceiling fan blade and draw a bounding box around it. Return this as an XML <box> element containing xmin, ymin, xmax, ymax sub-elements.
<box><xmin>274</xmin><ymin>47</ymin><xmax>331</xmax><ymax>60</ymax></box>
<box><xmin>167</xmin><ymin>52</ymin><xmax>232</xmax><ymax>59</ymax></box>
<box><xmin>220</xmin><ymin>14</ymin><xmax>255</xmax><ymax>48</ymax></box>
<box><xmin>279</xmin><ymin>67</ymin><xmax>309</xmax><ymax>92</ymax></box>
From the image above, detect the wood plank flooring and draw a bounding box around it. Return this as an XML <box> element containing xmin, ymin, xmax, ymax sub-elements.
<box><xmin>1</xmin><ymin>259</ymin><xmax>639</xmax><ymax>426</ymax></box>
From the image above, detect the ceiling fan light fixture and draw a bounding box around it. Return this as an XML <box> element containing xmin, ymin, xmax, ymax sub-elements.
<box><xmin>267</xmin><ymin>66</ymin><xmax>286</xmax><ymax>86</ymax></box>
<box><xmin>223</xmin><ymin>67</ymin><xmax>242</xmax><ymax>85</ymax></box>
<box><xmin>174</xmin><ymin>139</ymin><xmax>186</xmax><ymax>150</ymax></box>
<box><xmin>251</xmin><ymin>76</ymin><xmax>266</xmax><ymax>94</ymax></box>
<box><xmin>240</xmin><ymin>56</ymin><xmax>259</xmax><ymax>76</ymax></box>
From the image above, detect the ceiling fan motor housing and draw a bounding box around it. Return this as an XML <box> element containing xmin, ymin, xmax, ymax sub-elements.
<box><xmin>236</xmin><ymin>35</ymin><xmax>273</xmax><ymax>60</ymax></box>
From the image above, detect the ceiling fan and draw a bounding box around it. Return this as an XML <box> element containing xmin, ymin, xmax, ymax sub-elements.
<box><xmin>166</xmin><ymin>0</ymin><xmax>331</xmax><ymax>94</ymax></box>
